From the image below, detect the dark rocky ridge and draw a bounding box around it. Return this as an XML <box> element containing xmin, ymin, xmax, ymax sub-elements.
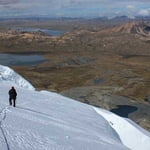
<box><xmin>61</xmin><ymin>86</ymin><xmax>150</xmax><ymax>131</ymax></box>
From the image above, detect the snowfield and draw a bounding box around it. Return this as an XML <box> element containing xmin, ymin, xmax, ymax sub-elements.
<box><xmin>0</xmin><ymin>65</ymin><xmax>150</xmax><ymax>150</ymax></box>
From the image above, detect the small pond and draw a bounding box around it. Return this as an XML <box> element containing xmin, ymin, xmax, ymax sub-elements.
<box><xmin>0</xmin><ymin>53</ymin><xmax>46</xmax><ymax>66</ymax></box>
<box><xmin>111</xmin><ymin>105</ymin><xmax>138</xmax><ymax>118</ymax></box>
<box><xmin>93</xmin><ymin>78</ymin><xmax>104</xmax><ymax>85</ymax></box>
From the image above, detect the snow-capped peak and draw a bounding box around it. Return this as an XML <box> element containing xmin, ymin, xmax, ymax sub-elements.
<box><xmin>0</xmin><ymin>65</ymin><xmax>34</xmax><ymax>90</ymax></box>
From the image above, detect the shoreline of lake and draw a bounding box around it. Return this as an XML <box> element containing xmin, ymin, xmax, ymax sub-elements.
<box><xmin>11</xmin><ymin>27</ymin><xmax>65</xmax><ymax>36</ymax></box>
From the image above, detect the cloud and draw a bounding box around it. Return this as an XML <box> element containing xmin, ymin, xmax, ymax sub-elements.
<box><xmin>138</xmin><ymin>9</ymin><xmax>150</xmax><ymax>16</ymax></box>
<box><xmin>127</xmin><ymin>5</ymin><xmax>136</xmax><ymax>11</ymax></box>
<box><xmin>0</xmin><ymin>0</ymin><xmax>150</xmax><ymax>17</ymax></box>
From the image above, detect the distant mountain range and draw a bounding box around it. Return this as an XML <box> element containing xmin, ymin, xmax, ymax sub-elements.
<box><xmin>0</xmin><ymin>15</ymin><xmax>150</xmax><ymax>21</ymax></box>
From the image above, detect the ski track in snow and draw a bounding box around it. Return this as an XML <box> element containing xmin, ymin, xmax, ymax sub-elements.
<box><xmin>0</xmin><ymin>106</ymin><xmax>73</xmax><ymax>150</ymax></box>
<box><xmin>0</xmin><ymin>107</ymin><xmax>10</xmax><ymax>150</ymax></box>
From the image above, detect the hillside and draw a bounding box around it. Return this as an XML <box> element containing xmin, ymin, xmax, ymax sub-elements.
<box><xmin>100</xmin><ymin>22</ymin><xmax>142</xmax><ymax>33</ymax></box>
<box><xmin>0</xmin><ymin>20</ymin><xmax>150</xmax><ymax>131</ymax></box>
<box><xmin>0</xmin><ymin>65</ymin><xmax>150</xmax><ymax>150</ymax></box>
<box><xmin>100</xmin><ymin>21</ymin><xmax>150</xmax><ymax>40</ymax></box>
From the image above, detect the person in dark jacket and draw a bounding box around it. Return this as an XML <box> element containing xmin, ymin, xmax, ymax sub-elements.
<box><xmin>9</xmin><ymin>86</ymin><xmax>17</xmax><ymax>107</ymax></box>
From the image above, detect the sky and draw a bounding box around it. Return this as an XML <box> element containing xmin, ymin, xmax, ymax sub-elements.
<box><xmin>0</xmin><ymin>0</ymin><xmax>150</xmax><ymax>18</ymax></box>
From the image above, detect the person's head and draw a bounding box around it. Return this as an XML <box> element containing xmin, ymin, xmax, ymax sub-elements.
<box><xmin>11</xmin><ymin>86</ymin><xmax>15</xmax><ymax>89</ymax></box>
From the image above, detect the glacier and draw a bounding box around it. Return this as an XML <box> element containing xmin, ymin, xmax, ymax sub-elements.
<box><xmin>0</xmin><ymin>65</ymin><xmax>150</xmax><ymax>150</ymax></box>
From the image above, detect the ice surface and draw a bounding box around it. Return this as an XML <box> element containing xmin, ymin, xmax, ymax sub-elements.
<box><xmin>94</xmin><ymin>108</ymin><xmax>150</xmax><ymax>150</ymax></box>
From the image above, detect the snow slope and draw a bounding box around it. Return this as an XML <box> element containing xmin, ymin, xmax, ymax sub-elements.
<box><xmin>94</xmin><ymin>108</ymin><xmax>150</xmax><ymax>150</ymax></box>
<box><xmin>0</xmin><ymin>65</ymin><xmax>150</xmax><ymax>150</ymax></box>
